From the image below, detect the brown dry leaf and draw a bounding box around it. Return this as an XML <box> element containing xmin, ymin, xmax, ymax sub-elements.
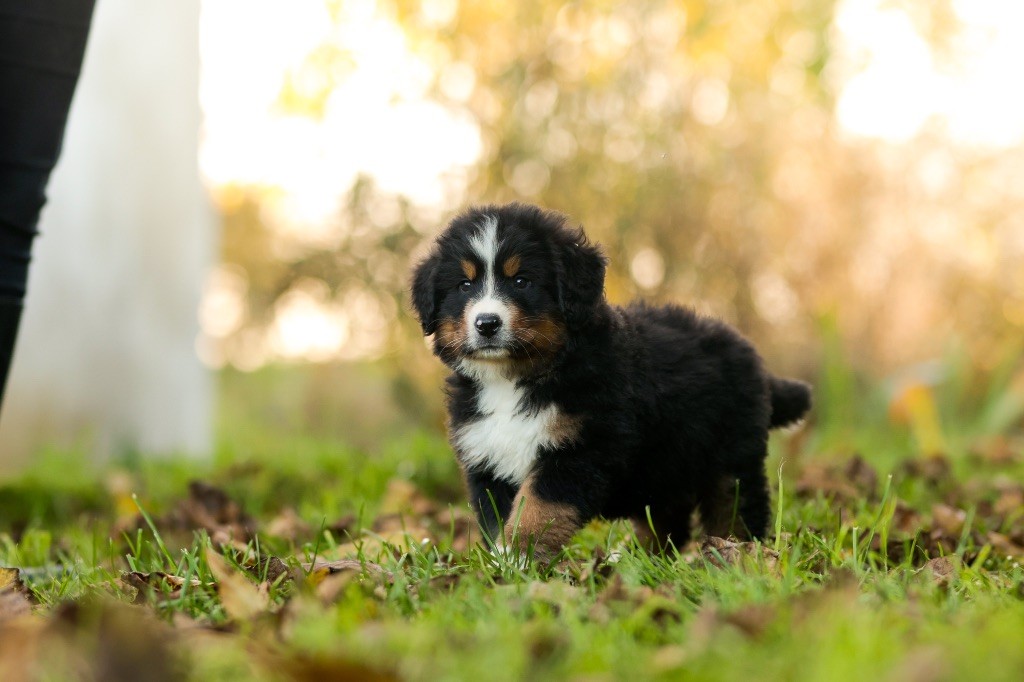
<box><xmin>0</xmin><ymin>615</ymin><xmax>46</xmax><ymax>682</ymax></box>
<box><xmin>280</xmin><ymin>654</ymin><xmax>399</xmax><ymax>682</ymax></box>
<box><xmin>245</xmin><ymin>555</ymin><xmax>291</xmax><ymax>584</ymax></box>
<box><xmin>1</xmin><ymin>600</ymin><xmax>180</xmax><ymax>682</ymax></box>
<box><xmin>121</xmin><ymin>571</ymin><xmax>207</xmax><ymax>604</ymax></box>
<box><xmin>432</xmin><ymin>506</ymin><xmax>477</xmax><ymax>553</ymax></box>
<box><xmin>986</xmin><ymin>532</ymin><xmax>1024</xmax><ymax>560</ymax></box>
<box><xmin>0</xmin><ymin>567</ymin><xmax>23</xmax><ymax>591</ymax></box>
<box><xmin>794</xmin><ymin>455</ymin><xmax>879</xmax><ymax>501</ymax></box>
<box><xmin>721</xmin><ymin>603</ymin><xmax>777</xmax><ymax>638</ymax></box>
<box><xmin>795</xmin><ymin>462</ymin><xmax>859</xmax><ymax>501</ymax></box>
<box><xmin>700</xmin><ymin>537</ymin><xmax>780</xmax><ymax>575</ymax></box>
<box><xmin>333</xmin><ymin>527</ymin><xmax>435</xmax><ymax>561</ymax></box>
<box><xmin>931</xmin><ymin>504</ymin><xmax>967</xmax><ymax>537</ymax></box>
<box><xmin>900</xmin><ymin>455</ymin><xmax>952</xmax><ymax>487</ymax></box>
<box><xmin>301</xmin><ymin>559</ymin><xmax>393</xmax><ymax>603</ymax></box>
<box><xmin>993</xmin><ymin>488</ymin><xmax>1024</xmax><ymax>520</ymax></box>
<box><xmin>326</xmin><ymin>513</ymin><xmax>358</xmax><ymax>539</ymax></box>
<box><xmin>56</xmin><ymin>600</ymin><xmax>181</xmax><ymax>682</ymax></box>
<box><xmin>843</xmin><ymin>455</ymin><xmax>879</xmax><ymax>497</ymax></box>
<box><xmin>574</xmin><ymin>546</ymin><xmax>617</xmax><ymax>584</ymax></box>
<box><xmin>892</xmin><ymin>500</ymin><xmax>925</xmax><ymax>534</ymax></box>
<box><xmin>302</xmin><ymin>559</ymin><xmax>392</xmax><ymax>581</ymax></box>
<box><xmin>205</xmin><ymin>548</ymin><xmax>270</xmax><ymax>621</ymax></box>
<box><xmin>922</xmin><ymin>555</ymin><xmax>960</xmax><ymax>585</ymax></box>
<box><xmin>265</xmin><ymin>507</ymin><xmax>311</xmax><ymax>541</ymax></box>
<box><xmin>968</xmin><ymin>436</ymin><xmax>1021</xmax><ymax>466</ymax></box>
<box><xmin>0</xmin><ymin>568</ymin><xmax>34</xmax><ymax>624</ymax></box>
<box><xmin>174</xmin><ymin>481</ymin><xmax>256</xmax><ymax>543</ymax></box>
<box><xmin>379</xmin><ymin>479</ymin><xmax>438</xmax><ymax>517</ymax></box>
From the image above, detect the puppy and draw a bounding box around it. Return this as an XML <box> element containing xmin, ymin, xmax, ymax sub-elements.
<box><xmin>411</xmin><ymin>202</ymin><xmax>810</xmax><ymax>558</ymax></box>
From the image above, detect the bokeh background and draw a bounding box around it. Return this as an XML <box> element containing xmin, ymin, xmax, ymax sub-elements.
<box><xmin>3</xmin><ymin>0</ymin><xmax>1024</xmax><ymax>466</ymax></box>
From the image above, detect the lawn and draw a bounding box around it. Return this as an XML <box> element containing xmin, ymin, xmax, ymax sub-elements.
<box><xmin>2</xmin><ymin>362</ymin><xmax>1023</xmax><ymax>681</ymax></box>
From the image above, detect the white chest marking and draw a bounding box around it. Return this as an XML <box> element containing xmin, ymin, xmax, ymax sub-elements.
<box><xmin>453</xmin><ymin>367</ymin><xmax>564</xmax><ymax>485</ymax></box>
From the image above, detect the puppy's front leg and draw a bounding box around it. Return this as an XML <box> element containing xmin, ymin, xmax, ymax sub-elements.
<box><xmin>503</xmin><ymin>460</ymin><xmax>607</xmax><ymax>561</ymax></box>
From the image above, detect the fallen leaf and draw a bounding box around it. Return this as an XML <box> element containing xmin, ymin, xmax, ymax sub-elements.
<box><xmin>794</xmin><ymin>455</ymin><xmax>878</xmax><ymax>501</ymax></box>
<box><xmin>302</xmin><ymin>559</ymin><xmax>392</xmax><ymax>582</ymax></box>
<box><xmin>721</xmin><ymin>603</ymin><xmax>777</xmax><ymax>638</ymax></box>
<box><xmin>993</xmin><ymin>488</ymin><xmax>1024</xmax><ymax>520</ymax></box>
<box><xmin>843</xmin><ymin>455</ymin><xmax>879</xmax><ymax>498</ymax></box>
<box><xmin>921</xmin><ymin>555</ymin><xmax>960</xmax><ymax>585</ymax></box>
<box><xmin>245</xmin><ymin>555</ymin><xmax>291</xmax><ymax>584</ymax></box>
<box><xmin>931</xmin><ymin>504</ymin><xmax>966</xmax><ymax>537</ymax></box>
<box><xmin>279</xmin><ymin>653</ymin><xmax>398</xmax><ymax>682</ymax></box>
<box><xmin>899</xmin><ymin>455</ymin><xmax>952</xmax><ymax>487</ymax></box>
<box><xmin>986</xmin><ymin>532</ymin><xmax>1024</xmax><ymax>560</ymax></box>
<box><xmin>0</xmin><ymin>567</ymin><xmax>23</xmax><ymax>591</ymax></box>
<box><xmin>795</xmin><ymin>463</ymin><xmax>859</xmax><ymax>501</ymax></box>
<box><xmin>265</xmin><ymin>507</ymin><xmax>311</xmax><ymax>541</ymax></box>
<box><xmin>968</xmin><ymin>436</ymin><xmax>1021</xmax><ymax>466</ymax></box>
<box><xmin>0</xmin><ymin>568</ymin><xmax>33</xmax><ymax>624</ymax></box>
<box><xmin>700</xmin><ymin>537</ymin><xmax>780</xmax><ymax>574</ymax></box>
<box><xmin>378</xmin><ymin>479</ymin><xmax>437</xmax><ymax>517</ymax></box>
<box><xmin>120</xmin><ymin>571</ymin><xmax>207</xmax><ymax>604</ymax></box>
<box><xmin>176</xmin><ymin>481</ymin><xmax>256</xmax><ymax>543</ymax></box>
<box><xmin>891</xmin><ymin>500</ymin><xmax>925</xmax><ymax>534</ymax></box>
<box><xmin>326</xmin><ymin>513</ymin><xmax>358</xmax><ymax>539</ymax></box>
<box><xmin>205</xmin><ymin>548</ymin><xmax>270</xmax><ymax>621</ymax></box>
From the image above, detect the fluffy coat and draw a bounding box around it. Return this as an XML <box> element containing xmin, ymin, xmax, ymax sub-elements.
<box><xmin>411</xmin><ymin>203</ymin><xmax>810</xmax><ymax>558</ymax></box>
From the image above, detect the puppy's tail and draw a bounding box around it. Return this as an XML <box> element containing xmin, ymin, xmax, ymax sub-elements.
<box><xmin>768</xmin><ymin>376</ymin><xmax>812</xmax><ymax>428</ymax></box>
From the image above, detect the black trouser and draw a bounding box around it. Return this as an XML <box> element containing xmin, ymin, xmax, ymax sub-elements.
<box><xmin>0</xmin><ymin>0</ymin><xmax>96</xmax><ymax>405</ymax></box>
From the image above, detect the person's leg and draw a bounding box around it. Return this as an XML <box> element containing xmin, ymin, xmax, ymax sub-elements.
<box><xmin>0</xmin><ymin>0</ymin><xmax>96</xmax><ymax>404</ymax></box>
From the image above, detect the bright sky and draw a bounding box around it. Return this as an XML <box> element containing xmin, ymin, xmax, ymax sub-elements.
<box><xmin>199</xmin><ymin>0</ymin><xmax>480</xmax><ymax>226</ymax></box>
<box><xmin>833</xmin><ymin>0</ymin><xmax>1024</xmax><ymax>146</ymax></box>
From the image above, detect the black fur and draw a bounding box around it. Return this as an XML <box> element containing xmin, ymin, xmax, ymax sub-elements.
<box><xmin>411</xmin><ymin>202</ymin><xmax>811</xmax><ymax>551</ymax></box>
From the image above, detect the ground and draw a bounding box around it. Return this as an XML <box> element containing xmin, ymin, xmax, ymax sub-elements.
<box><xmin>1</xmin><ymin>367</ymin><xmax>1023</xmax><ymax>681</ymax></box>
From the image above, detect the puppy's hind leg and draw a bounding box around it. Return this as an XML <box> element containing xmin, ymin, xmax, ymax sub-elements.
<box><xmin>629</xmin><ymin>503</ymin><xmax>694</xmax><ymax>553</ymax></box>
<box><xmin>733</xmin><ymin>466</ymin><xmax>771</xmax><ymax>540</ymax></box>
<box><xmin>698</xmin><ymin>475</ymin><xmax>743</xmax><ymax>539</ymax></box>
<box><xmin>705</xmin><ymin>432</ymin><xmax>772</xmax><ymax>540</ymax></box>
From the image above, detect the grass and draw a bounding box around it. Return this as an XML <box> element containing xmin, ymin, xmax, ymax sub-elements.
<box><xmin>2</xmin><ymin>359</ymin><xmax>1024</xmax><ymax>681</ymax></box>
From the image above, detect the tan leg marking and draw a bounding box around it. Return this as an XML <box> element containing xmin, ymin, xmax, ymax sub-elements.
<box><xmin>504</xmin><ymin>476</ymin><xmax>580</xmax><ymax>560</ymax></box>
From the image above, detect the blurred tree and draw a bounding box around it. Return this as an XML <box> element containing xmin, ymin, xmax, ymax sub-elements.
<box><xmin>208</xmin><ymin>0</ymin><xmax>1024</xmax><ymax>429</ymax></box>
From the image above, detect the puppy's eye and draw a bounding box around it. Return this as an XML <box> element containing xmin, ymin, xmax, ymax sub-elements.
<box><xmin>513</xmin><ymin>276</ymin><xmax>531</xmax><ymax>289</ymax></box>
<box><xmin>458</xmin><ymin>280</ymin><xmax>472</xmax><ymax>293</ymax></box>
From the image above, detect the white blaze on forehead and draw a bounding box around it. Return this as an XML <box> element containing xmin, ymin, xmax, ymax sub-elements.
<box><xmin>468</xmin><ymin>214</ymin><xmax>500</xmax><ymax>273</ymax></box>
<box><xmin>466</xmin><ymin>214</ymin><xmax>511</xmax><ymax>336</ymax></box>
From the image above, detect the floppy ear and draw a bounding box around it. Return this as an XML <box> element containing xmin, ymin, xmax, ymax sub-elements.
<box><xmin>557</xmin><ymin>226</ymin><xmax>607</xmax><ymax>326</ymax></box>
<box><xmin>410</xmin><ymin>252</ymin><xmax>440</xmax><ymax>335</ymax></box>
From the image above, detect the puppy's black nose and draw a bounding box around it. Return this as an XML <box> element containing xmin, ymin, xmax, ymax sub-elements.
<box><xmin>475</xmin><ymin>313</ymin><xmax>502</xmax><ymax>338</ymax></box>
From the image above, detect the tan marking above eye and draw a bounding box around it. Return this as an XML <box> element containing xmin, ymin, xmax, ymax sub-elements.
<box><xmin>502</xmin><ymin>254</ymin><xmax>522</xmax><ymax>277</ymax></box>
<box><xmin>461</xmin><ymin>260</ymin><xmax>477</xmax><ymax>280</ymax></box>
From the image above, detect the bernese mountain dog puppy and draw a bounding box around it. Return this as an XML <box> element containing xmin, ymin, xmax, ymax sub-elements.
<box><xmin>411</xmin><ymin>202</ymin><xmax>811</xmax><ymax>559</ymax></box>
